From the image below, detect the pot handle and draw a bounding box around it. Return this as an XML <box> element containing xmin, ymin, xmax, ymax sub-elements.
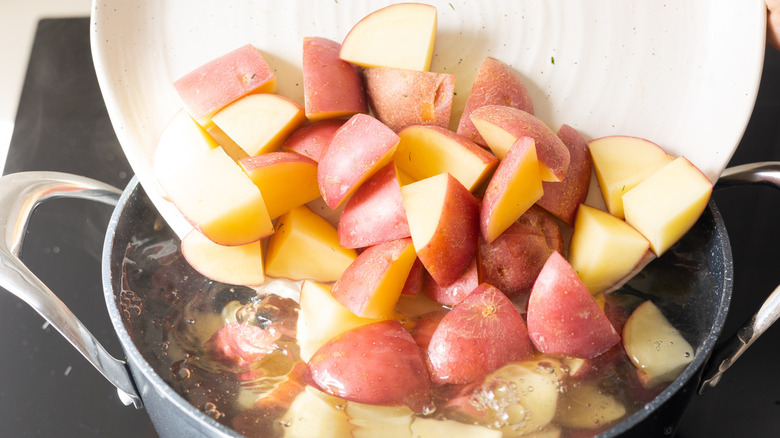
<box><xmin>0</xmin><ymin>171</ymin><xmax>143</xmax><ymax>408</ymax></box>
<box><xmin>698</xmin><ymin>162</ymin><xmax>780</xmax><ymax>394</ymax></box>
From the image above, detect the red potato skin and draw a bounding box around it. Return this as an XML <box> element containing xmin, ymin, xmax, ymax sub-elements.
<box><xmin>363</xmin><ymin>67</ymin><xmax>455</xmax><ymax>132</ymax></box>
<box><xmin>317</xmin><ymin>113</ymin><xmax>400</xmax><ymax>209</ymax></box>
<box><xmin>240</xmin><ymin>150</ymin><xmax>317</xmax><ymax>168</ymax></box>
<box><xmin>173</xmin><ymin>44</ymin><xmax>276</xmax><ymax>124</ymax></box>
<box><xmin>410</xmin><ymin>310</ymin><xmax>447</xmax><ymax>352</ymax></box>
<box><xmin>537</xmin><ymin>124</ymin><xmax>592</xmax><ymax>225</ymax></box>
<box><xmin>457</xmin><ymin>57</ymin><xmax>534</xmax><ymax>146</ymax></box>
<box><xmin>426</xmin><ymin>283</ymin><xmax>535</xmax><ymax>385</ymax></box>
<box><xmin>401</xmin><ymin>258</ymin><xmax>424</xmax><ymax>296</ymax></box>
<box><xmin>470</xmin><ymin>105</ymin><xmax>570</xmax><ymax>181</ymax></box>
<box><xmin>478</xmin><ymin>205</ymin><xmax>562</xmax><ymax>302</ymax></box>
<box><xmin>338</xmin><ymin>162</ymin><xmax>411</xmax><ymax>249</ymax></box>
<box><xmin>281</xmin><ymin>119</ymin><xmax>345</xmax><ymax>162</ymax></box>
<box><xmin>423</xmin><ymin>256</ymin><xmax>479</xmax><ymax>306</ymax></box>
<box><xmin>205</xmin><ymin>322</ymin><xmax>281</xmax><ymax>369</ymax></box>
<box><xmin>305</xmin><ymin>320</ymin><xmax>432</xmax><ymax>412</ymax></box>
<box><xmin>302</xmin><ymin>37</ymin><xmax>368</xmax><ymax>120</ymax></box>
<box><xmin>330</xmin><ymin>237</ymin><xmax>414</xmax><ymax>317</ymax></box>
<box><xmin>418</xmin><ymin>175</ymin><xmax>480</xmax><ymax>286</ymax></box>
<box><xmin>527</xmin><ymin>252</ymin><xmax>621</xmax><ymax>359</ymax></box>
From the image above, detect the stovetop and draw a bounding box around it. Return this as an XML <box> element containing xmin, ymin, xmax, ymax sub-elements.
<box><xmin>0</xmin><ymin>17</ymin><xmax>778</xmax><ymax>438</ymax></box>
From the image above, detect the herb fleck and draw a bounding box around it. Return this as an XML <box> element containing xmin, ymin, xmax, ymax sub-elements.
<box><xmin>449</xmin><ymin>2</ymin><xmax>455</xmax><ymax>10</ymax></box>
<box><xmin>402</xmin><ymin>94</ymin><xmax>408</xmax><ymax>98</ymax></box>
<box><xmin>251</xmin><ymin>73</ymin><xmax>257</xmax><ymax>79</ymax></box>
<box><xmin>551</xmin><ymin>56</ymin><xmax>555</xmax><ymax>65</ymax></box>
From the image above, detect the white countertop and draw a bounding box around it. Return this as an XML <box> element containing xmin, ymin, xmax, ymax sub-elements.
<box><xmin>0</xmin><ymin>0</ymin><xmax>92</xmax><ymax>173</ymax></box>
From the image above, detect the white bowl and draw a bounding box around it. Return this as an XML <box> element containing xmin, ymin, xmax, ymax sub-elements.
<box><xmin>91</xmin><ymin>0</ymin><xmax>766</xmax><ymax>237</ymax></box>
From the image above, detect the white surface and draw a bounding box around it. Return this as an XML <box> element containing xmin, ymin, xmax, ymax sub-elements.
<box><xmin>0</xmin><ymin>0</ymin><xmax>92</xmax><ymax>173</ymax></box>
<box><xmin>91</xmin><ymin>0</ymin><xmax>767</xmax><ymax>239</ymax></box>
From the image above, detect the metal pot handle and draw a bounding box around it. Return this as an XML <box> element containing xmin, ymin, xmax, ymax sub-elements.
<box><xmin>0</xmin><ymin>171</ymin><xmax>143</xmax><ymax>408</ymax></box>
<box><xmin>699</xmin><ymin>162</ymin><xmax>780</xmax><ymax>394</ymax></box>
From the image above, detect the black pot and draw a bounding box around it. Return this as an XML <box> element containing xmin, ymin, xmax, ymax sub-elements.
<box><xmin>0</xmin><ymin>164</ymin><xmax>777</xmax><ymax>437</ymax></box>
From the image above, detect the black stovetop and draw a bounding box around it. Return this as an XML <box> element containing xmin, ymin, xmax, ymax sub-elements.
<box><xmin>0</xmin><ymin>17</ymin><xmax>778</xmax><ymax>438</ymax></box>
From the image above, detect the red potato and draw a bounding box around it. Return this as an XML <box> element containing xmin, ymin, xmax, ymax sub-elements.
<box><xmin>393</xmin><ymin>125</ymin><xmax>498</xmax><ymax>192</ymax></box>
<box><xmin>209</xmin><ymin>93</ymin><xmax>306</xmax><ymax>157</ymax></box>
<box><xmin>444</xmin><ymin>358</ymin><xmax>566</xmax><ymax>435</ymax></box>
<box><xmin>305</xmin><ymin>320</ymin><xmax>432</xmax><ymax>412</ymax></box>
<box><xmin>562</xmin><ymin>343</ymin><xmax>626</xmax><ymax>380</ymax></box>
<box><xmin>410</xmin><ymin>310</ymin><xmax>447</xmax><ymax>351</ymax></box>
<box><xmin>163</xmin><ymin>146</ymin><xmax>274</xmax><ymax>246</ymax></box>
<box><xmin>239</xmin><ymin>152</ymin><xmax>320</xmax><ymax>220</ymax></box>
<box><xmin>253</xmin><ymin>362</ymin><xmax>307</xmax><ymax>411</ymax></box>
<box><xmin>401</xmin><ymin>173</ymin><xmax>480</xmax><ymax>286</ymax></box>
<box><xmin>363</xmin><ymin>67</ymin><xmax>455</xmax><ymax>132</ymax></box>
<box><xmin>317</xmin><ymin>113</ymin><xmax>400</xmax><ymax>209</ymax></box>
<box><xmin>339</xmin><ymin>2</ymin><xmax>437</xmax><ymax>72</ymax></box>
<box><xmin>400</xmin><ymin>258</ymin><xmax>424</xmax><ymax>296</ymax></box>
<box><xmin>480</xmin><ymin>136</ymin><xmax>544</xmax><ymax>243</ymax></box>
<box><xmin>423</xmin><ymin>256</ymin><xmax>479</xmax><ymax>306</ymax></box>
<box><xmin>457</xmin><ymin>57</ymin><xmax>534</xmax><ymax>146</ymax></box>
<box><xmin>331</xmin><ymin>238</ymin><xmax>417</xmax><ymax>319</ymax></box>
<box><xmin>302</xmin><ymin>37</ymin><xmax>368</xmax><ymax>121</ymax></box>
<box><xmin>470</xmin><ymin>105</ymin><xmax>570</xmax><ymax>182</ymax></box>
<box><xmin>205</xmin><ymin>322</ymin><xmax>281</xmax><ymax>369</ymax></box>
<box><xmin>173</xmin><ymin>44</ymin><xmax>277</xmax><ymax>126</ymax></box>
<box><xmin>537</xmin><ymin>124</ymin><xmax>592</xmax><ymax>225</ymax></box>
<box><xmin>281</xmin><ymin>119</ymin><xmax>345</xmax><ymax>162</ymax></box>
<box><xmin>478</xmin><ymin>205</ymin><xmax>562</xmax><ymax>301</ymax></box>
<box><xmin>337</xmin><ymin>162</ymin><xmax>411</xmax><ymax>249</ymax></box>
<box><xmin>180</xmin><ymin>229</ymin><xmax>264</xmax><ymax>287</ymax></box>
<box><xmin>427</xmin><ymin>283</ymin><xmax>534</xmax><ymax>384</ymax></box>
<box><xmin>153</xmin><ymin>109</ymin><xmax>218</xmax><ymax>199</ymax></box>
<box><xmin>527</xmin><ymin>252</ymin><xmax>621</xmax><ymax>359</ymax></box>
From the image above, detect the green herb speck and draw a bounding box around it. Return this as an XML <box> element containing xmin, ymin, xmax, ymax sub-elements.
<box><xmin>449</xmin><ymin>2</ymin><xmax>454</xmax><ymax>10</ymax></box>
<box><xmin>551</xmin><ymin>56</ymin><xmax>555</xmax><ymax>65</ymax></box>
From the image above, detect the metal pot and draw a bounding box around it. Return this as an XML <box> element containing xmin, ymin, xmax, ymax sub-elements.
<box><xmin>0</xmin><ymin>164</ymin><xmax>777</xmax><ymax>437</ymax></box>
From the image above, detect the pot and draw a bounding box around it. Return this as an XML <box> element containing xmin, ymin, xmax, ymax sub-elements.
<box><xmin>0</xmin><ymin>163</ymin><xmax>777</xmax><ymax>437</ymax></box>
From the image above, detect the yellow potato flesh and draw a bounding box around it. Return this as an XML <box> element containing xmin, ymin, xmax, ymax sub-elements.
<box><xmin>554</xmin><ymin>382</ymin><xmax>627</xmax><ymax>430</ymax></box>
<box><xmin>265</xmin><ymin>205</ymin><xmax>357</xmax><ymax>282</ymax></box>
<box><xmin>339</xmin><ymin>3</ymin><xmax>437</xmax><ymax>71</ymax></box>
<box><xmin>164</xmin><ymin>147</ymin><xmax>273</xmax><ymax>246</ymax></box>
<box><xmin>622</xmin><ymin>157</ymin><xmax>713</xmax><ymax>256</ymax></box>
<box><xmin>242</xmin><ymin>159</ymin><xmax>319</xmax><ymax>219</ymax></box>
<box><xmin>211</xmin><ymin>94</ymin><xmax>305</xmax><ymax>156</ymax></box>
<box><xmin>471</xmin><ymin>118</ymin><xmax>558</xmax><ymax>182</ymax></box>
<box><xmin>297</xmin><ymin>281</ymin><xmax>377</xmax><ymax>362</ymax></box>
<box><xmin>622</xmin><ymin>300</ymin><xmax>694</xmax><ymax>388</ymax></box>
<box><xmin>588</xmin><ymin>136</ymin><xmax>672</xmax><ymax>219</ymax></box>
<box><xmin>180</xmin><ymin>230</ymin><xmax>264</xmax><ymax>286</ymax></box>
<box><xmin>394</xmin><ymin>126</ymin><xmax>497</xmax><ymax>192</ymax></box>
<box><xmin>482</xmin><ymin>141</ymin><xmax>543</xmax><ymax>243</ymax></box>
<box><xmin>400</xmin><ymin>173</ymin><xmax>448</xmax><ymax>248</ymax></box>
<box><xmin>568</xmin><ymin>204</ymin><xmax>650</xmax><ymax>294</ymax></box>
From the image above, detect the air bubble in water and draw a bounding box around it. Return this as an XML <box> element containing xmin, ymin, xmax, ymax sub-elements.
<box><xmin>203</xmin><ymin>402</ymin><xmax>224</xmax><ymax>420</ymax></box>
